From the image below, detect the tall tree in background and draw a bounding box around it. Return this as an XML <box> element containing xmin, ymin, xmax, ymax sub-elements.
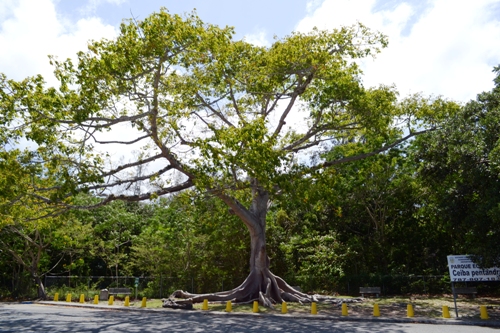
<box><xmin>413</xmin><ymin>66</ymin><xmax>500</xmax><ymax>267</ymax></box>
<box><xmin>1</xmin><ymin>9</ymin><xmax>457</xmax><ymax>305</ymax></box>
<box><xmin>130</xmin><ymin>192</ymin><xmax>249</xmax><ymax>293</ymax></box>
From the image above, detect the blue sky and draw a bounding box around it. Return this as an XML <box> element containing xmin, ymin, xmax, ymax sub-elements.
<box><xmin>54</xmin><ymin>0</ymin><xmax>309</xmax><ymax>41</ymax></box>
<box><xmin>1</xmin><ymin>0</ymin><xmax>500</xmax><ymax>102</ymax></box>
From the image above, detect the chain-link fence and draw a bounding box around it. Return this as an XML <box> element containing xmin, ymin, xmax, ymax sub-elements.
<box><xmin>284</xmin><ymin>274</ymin><xmax>500</xmax><ymax>296</ymax></box>
<box><xmin>6</xmin><ymin>273</ymin><xmax>498</xmax><ymax>299</ymax></box>
<box><xmin>44</xmin><ymin>274</ymin><xmax>248</xmax><ymax>299</ymax></box>
<box><xmin>340</xmin><ymin>274</ymin><xmax>450</xmax><ymax>296</ymax></box>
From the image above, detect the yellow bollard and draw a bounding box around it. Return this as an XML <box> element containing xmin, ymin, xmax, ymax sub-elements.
<box><xmin>66</xmin><ymin>293</ymin><xmax>71</xmax><ymax>302</ymax></box>
<box><xmin>225</xmin><ymin>300</ymin><xmax>232</xmax><ymax>312</ymax></box>
<box><xmin>252</xmin><ymin>301</ymin><xmax>259</xmax><ymax>313</ymax></box>
<box><xmin>480</xmin><ymin>305</ymin><xmax>489</xmax><ymax>320</ymax></box>
<box><xmin>141</xmin><ymin>297</ymin><xmax>147</xmax><ymax>308</ymax></box>
<box><xmin>53</xmin><ymin>293</ymin><xmax>59</xmax><ymax>302</ymax></box>
<box><xmin>311</xmin><ymin>302</ymin><xmax>317</xmax><ymax>315</ymax></box>
<box><xmin>124</xmin><ymin>296</ymin><xmax>130</xmax><ymax>307</ymax></box>
<box><xmin>202</xmin><ymin>299</ymin><xmax>208</xmax><ymax>310</ymax></box>
<box><xmin>79</xmin><ymin>294</ymin><xmax>85</xmax><ymax>304</ymax></box>
<box><xmin>373</xmin><ymin>303</ymin><xmax>380</xmax><ymax>317</ymax></box>
<box><xmin>93</xmin><ymin>295</ymin><xmax>99</xmax><ymax>305</ymax></box>
<box><xmin>281</xmin><ymin>301</ymin><xmax>288</xmax><ymax>314</ymax></box>
<box><xmin>341</xmin><ymin>303</ymin><xmax>348</xmax><ymax>316</ymax></box>
<box><xmin>407</xmin><ymin>304</ymin><xmax>414</xmax><ymax>318</ymax></box>
<box><xmin>108</xmin><ymin>295</ymin><xmax>114</xmax><ymax>306</ymax></box>
<box><xmin>442</xmin><ymin>305</ymin><xmax>450</xmax><ymax>318</ymax></box>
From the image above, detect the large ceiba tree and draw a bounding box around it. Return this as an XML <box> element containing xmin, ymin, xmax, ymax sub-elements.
<box><xmin>1</xmin><ymin>9</ymin><xmax>457</xmax><ymax>306</ymax></box>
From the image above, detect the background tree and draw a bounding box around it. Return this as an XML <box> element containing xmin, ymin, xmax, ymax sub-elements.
<box><xmin>413</xmin><ymin>66</ymin><xmax>500</xmax><ymax>267</ymax></box>
<box><xmin>0</xmin><ymin>206</ymin><xmax>92</xmax><ymax>299</ymax></box>
<box><xmin>69</xmin><ymin>194</ymin><xmax>152</xmax><ymax>279</ymax></box>
<box><xmin>270</xmin><ymin>148</ymin><xmax>426</xmax><ymax>291</ymax></box>
<box><xmin>2</xmin><ymin>9</ymin><xmax>457</xmax><ymax>305</ymax></box>
<box><xmin>130</xmin><ymin>192</ymin><xmax>249</xmax><ymax>293</ymax></box>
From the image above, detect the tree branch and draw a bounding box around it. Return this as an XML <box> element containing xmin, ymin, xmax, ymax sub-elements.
<box><xmin>310</xmin><ymin>129</ymin><xmax>434</xmax><ymax>172</ymax></box>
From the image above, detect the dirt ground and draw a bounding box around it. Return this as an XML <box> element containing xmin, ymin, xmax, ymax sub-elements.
<box><xmin>303</xmin><ymin>295</ymin><xmax>500</xmax><ymax>321</ymax></box>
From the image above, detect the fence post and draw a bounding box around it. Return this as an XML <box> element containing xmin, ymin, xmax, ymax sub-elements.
<box><xmin>135</xmin><ymin>277</ymin><xmax>138</xmax><ymax>301</ymax></box>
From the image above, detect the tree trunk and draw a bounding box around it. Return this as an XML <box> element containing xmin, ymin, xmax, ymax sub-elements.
<box><xmin>34</xmin><ymin>275</ymin><xmax>47</xmax><ymax>300</ymax></box>
<box><xmin>171</xmin><ymin>183</ymin><xmax>313</xmax><ymax>307</ymax></box>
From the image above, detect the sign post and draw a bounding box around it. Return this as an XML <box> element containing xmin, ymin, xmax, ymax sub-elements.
<box><xmin>447</xmin><ymin>255</ymin><xmax>500</xmax><ymax>318</ymax></box>
<box><xmin>451</xmin><ymin>281</ymin><xmax>458</xmax><ymax>318</ymax></box>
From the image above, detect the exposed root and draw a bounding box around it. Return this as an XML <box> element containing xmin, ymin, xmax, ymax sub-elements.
<box><xmin>170</xmin><ymin>269</ymin><xmax>313</xmax><ymax>307</ymax></box>
<box><xmin>259</xmin><ymin>291</ymin><xmax>275</xmax><ymax>309</ymax></box>
<box><xmin>274</xmin><ymin>275</ymin><xmax>316</xmax><ymax>303</ymax></box>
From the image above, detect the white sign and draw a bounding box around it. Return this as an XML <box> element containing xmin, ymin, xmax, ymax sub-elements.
<box><xmin>447</xmin><ymin>255</ymin><xmax>500</xmax><ymax>282</ymax></box>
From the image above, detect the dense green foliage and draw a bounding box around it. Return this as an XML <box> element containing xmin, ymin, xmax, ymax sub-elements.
<box><xmin>412</xmin><ymin>66</ymin><xmax>500</xmax><ymax>268</ymax></box>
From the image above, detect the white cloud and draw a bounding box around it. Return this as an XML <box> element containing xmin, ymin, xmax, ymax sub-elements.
<box><xmin>0</xmin><ymin>0</ymin><xmax>116</xmax><ymax>85</ymax></box>
<box><xmin>244</xmin><ymin>29</ymin><xmax>271</xmax><ymax>47</ymax></box>
<box><xmin>306</xmin><ymin>0</ymin><xmax>323</xmax><ymax>14</ymax></box>
<box><xmin>78</xmin><ymin>0</ymin><xmax>127</xmax><ymax>16</ymax></box>
<box><xmin>0</xmin><ymin>0</ymin><xmax>16</xmax><ymax>22</ymax></box>
<box><xmin>296</xmin><ymin>0</ymin><xmax>500</xmax><ymax>102</ymax></box>
<box><xmin>0</xmin><ymin>0</ymin><xmax>133</xmax><ymax>167</ymax></box>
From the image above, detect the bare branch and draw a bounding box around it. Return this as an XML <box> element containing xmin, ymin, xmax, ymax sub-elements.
<box><xmin>271</xmin><ymin>70</ymin><xmax>316</xmax><ymax>139</ymax></box>
<box><xmin>310</xmin><ymin>128</ymin><xmax>434</xmax><ymax>172</ymax></box>
<box><xmin>85</xmin><ymin>164</ymin><xmax>175</xmax><ymax>192</ymax></box>
<box><xmin>80</xmin><ymin>179</ymin><xmax>195</xmax><ymax>207</ymax></box>
<box><xmin>79</xmin><ymin>112</ymin><xmax>151</xmax><ymax>127</ymax></box>
<box><xmin>93</xmin><ymin>134</ymin><xmax>150</xmax><ymax>145</ymax></box>
<box><xmin>195</xmin><ymin>92</ymin><xmax>235</xmax><ymax>127</ymax></box>
<box><xmin>102</xmin><ymin>154</ymin><xmax>164</xmax><ymax>178</ymax></box>
<box><xmin>215</xmin><ymin>191</ymin><xmax>259</xmax><ymax>231</ymax></box>
<box><xmin>283</xmin><ymin>123</ymin><xmax>360</xmax><ymax>152</ymax></box>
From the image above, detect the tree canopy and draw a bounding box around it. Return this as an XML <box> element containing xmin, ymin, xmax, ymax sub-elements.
<box><xmin>1</xmin><ymin>9</ymin><xmax>456</xmax><ymax>210</ymax></box>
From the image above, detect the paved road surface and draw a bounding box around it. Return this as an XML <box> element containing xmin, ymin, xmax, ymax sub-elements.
<box><xmin>0</xmin><ymin>303</ymin><xmax>497</xmax><ymax>332</ymax></box>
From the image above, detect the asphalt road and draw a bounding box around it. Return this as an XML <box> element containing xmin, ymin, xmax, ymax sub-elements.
<box><xmin>0</xmin><ymin>303</ymin><xmax>497</xmax><ymax>333</ymax></box>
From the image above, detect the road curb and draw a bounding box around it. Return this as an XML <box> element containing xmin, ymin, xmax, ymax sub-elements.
<box><xmin>37</xmin><ymin>301</ymin><xmax>500</xmax><ymax>328</ymax></box>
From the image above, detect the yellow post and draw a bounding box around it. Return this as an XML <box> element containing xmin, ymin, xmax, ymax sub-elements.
<box><xmin>281</xmin><ymin>301</ymin><xmax>288</xmax><ymax>314</ymax></box>
<box><xmin>108</xmin><ymin>295</ymin><xmax>114</xmax><ymax>306</ymax></box>
<box><xmin>311</xmin><ymin>302</ymin><xmax>317</xmax><ymax>315</ymax></box>
<box><xmin>341</xmin><ymin>303</ymin><xmax>348</xmax><ymax>316</ymax></box>
<box><xmin>124</xmin><ymin>296</ymin><xmax>130</xmax><ymax>307</ymax></box>
<box><xmin>93</xmin><ymin>295</ymin><xmax>99</xmax><ymax>305</ymax></box>
<box><xmin>373</xmin><ymin>303</ymin><xmax>380</xmax><ymax>317</ymax></box>
<box><xmin>66</xmin><ymin>293</ymin><xmax>71</xmax><ymax>302</ymax></box>
<box><xmin>252</xmin><ymin>301</ymin><xmax>259</xmax><ymax>313</ymax></box>
<box><xmin>53</xmin><ymin>293</ymin><xmax>59</xmax><ymax>302</ymax></box>
<box><xmin>442</xmin><ymin>305</ymin><xmax>450</xmax><ymax>318</ymax></box>
<box><xmin>79</xmin><ymin>294</ymin><xmax>85</xmax><ymax>304</ymax></box>
<box><xmin>225</xmin><ymin>300</ymin><xmax>232</xmax><ymax>312</ymax></box>
<box><xmin>480</xmin><ymin>305</ymin><xmax>489</xmax><ymax>320</ymax></box>
<box><xmin>407</xmin><ymin>304</ymin><xmax>414</xmax><ymax>318</ymax></box>
<box><xmin>141</xmin><ymin>297</ymin><xmax>147</xmax><ymax>308</ymax></box>
<box><xmin>202</xmin><ymin>299</ymin><xmax>208</xmax><ymax>310</ymax></box>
